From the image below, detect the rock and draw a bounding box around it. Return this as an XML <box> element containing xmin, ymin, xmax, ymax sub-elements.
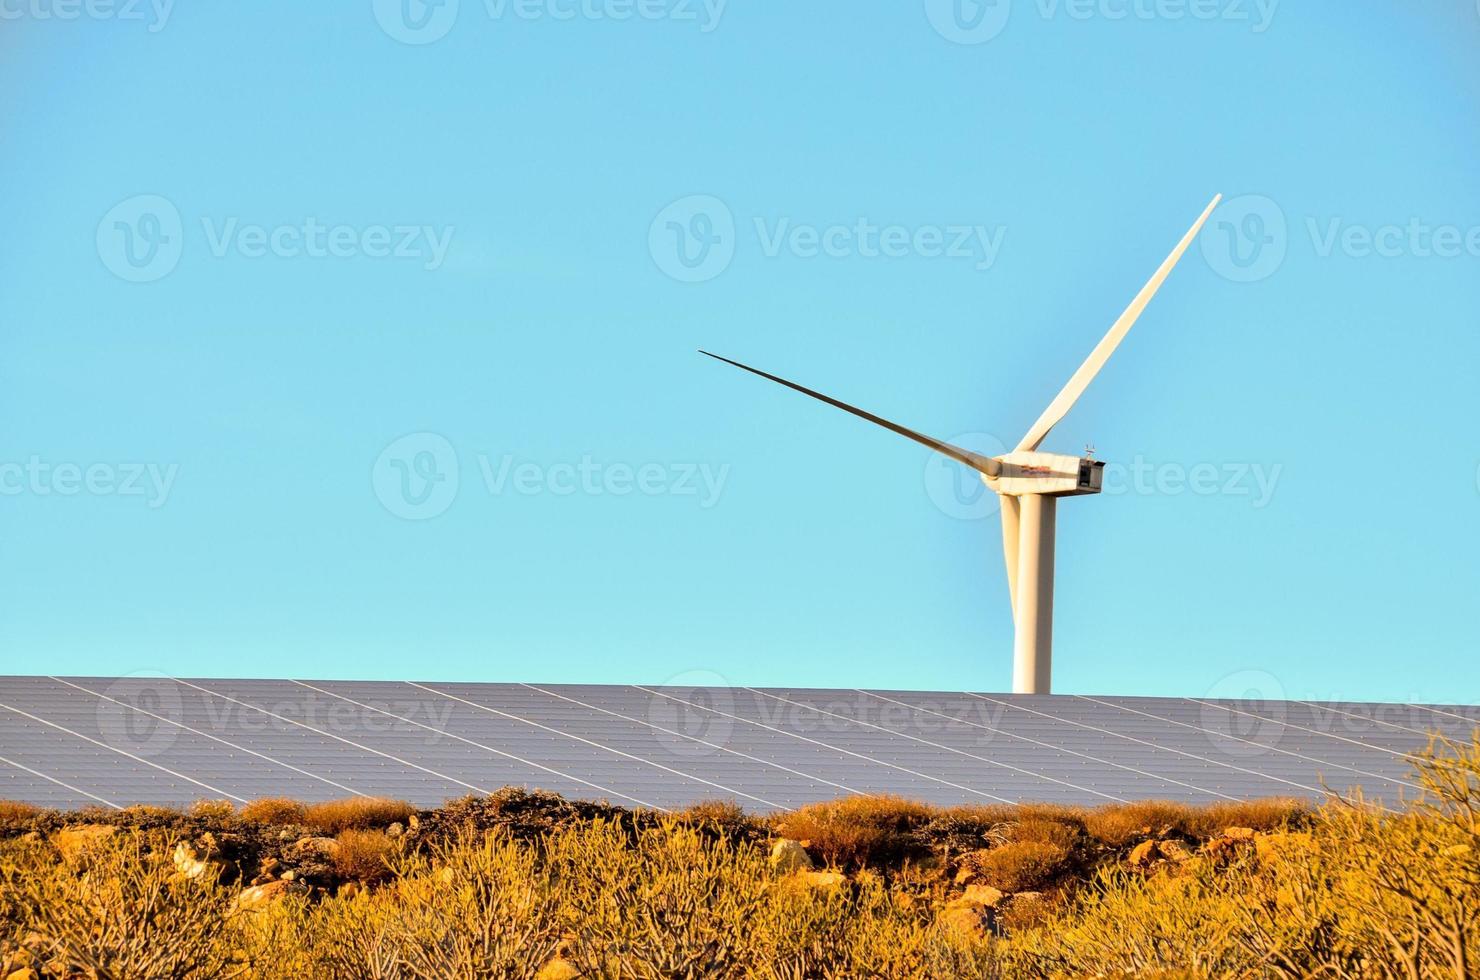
<box><xmin>1158</xmin><ymin>839</ymin><xmax>1195</xmax><ymax>862</ymax></box>
<box><xmin>173</xmin><ymin>841</ymin><xmax>228</xmax><ymax>881</ymax></box>
<box><xmin>54</xmin><ymin>824</ymin><xmax>117</xmax><ymax>863</ymax></box>
<box><xmin>288</xmin><ymin>836</ymin><xmax>340</xmax><ymax>861</ymax></box>
<box><xmin>769</xmin><ymin>839</ymin><xmax>813</xmax><ymax>874</ymax></box>
<box><xmin>7</xmin><ymin>968</ymin><xmax>39</xmax><ymax>980</ymax></box>
<box><xmin>1223</xmin><ymin>826</ymin><xmax>1256</xmax><ymax>840</ymax></box>
<box><xmin>280</xmin><ymin>870</ymin><xmax>297</xmax><ymax>881</ymax></box>
<box><xmin>259</xmin><ymin>856</ymin><xmax>280</xmax><ymax>876</ymax></box>
<box><xmin>939</xmin><ymin>899</ymin><xmax>990</xmax><ymax>939</ymax></box>
<box><xmin>386</xmin><ymin>822</ymin><xmax>404</xmax><ymax>839</ymax></box>
<box><xmin>1128</xmin><ymin>840</ymin><xmax>1157</xmax><ymax>866</ymax></box>
<box><xmin>234</xmin><ymin>880</ymin><xmax>309</xmax><ymax>911</ymax></box>
<box><xmin>962</xmin><ymin>884</ymin><xmax>1005</xmax><ymax>907</ymax></box>
<box><xmin>795</xmin><ymin>870</ymin><xmax>846</xmax><ymax>890</ymax></box>
<box><xmin>535</xmin><ymin>958</ymin><xmax>582</xmax><ymax>980</ymax></box>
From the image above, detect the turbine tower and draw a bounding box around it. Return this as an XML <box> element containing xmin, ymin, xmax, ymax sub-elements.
<box><xmin>701</xmin><ymin>195</ymin><xmax>1222</xmax><ymax>695</ymax></box>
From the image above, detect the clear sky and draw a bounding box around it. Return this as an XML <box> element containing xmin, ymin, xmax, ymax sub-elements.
<box><xmin>2</xmin><ymin>1</ymin><xmax>1477</xmax><ymax>705</ymax></box>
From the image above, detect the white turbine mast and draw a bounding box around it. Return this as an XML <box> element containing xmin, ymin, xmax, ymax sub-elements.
<box><xmin>701</xmin><ymin>194</ymin><xmax>1222</xmax><ymax>695</ymax></box>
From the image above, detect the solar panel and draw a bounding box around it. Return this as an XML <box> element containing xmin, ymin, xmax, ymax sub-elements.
<box><xmin>0</xmin><ymin>675</ymin><xmax>1466</xmax><ymax>812</ymax></box>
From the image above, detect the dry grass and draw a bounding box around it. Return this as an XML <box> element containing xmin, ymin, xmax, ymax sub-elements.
<box><xmin>332</xmin><ymin>829</ymin><xmax>397</xmax><ymax>882</ymax></box>
<box><xmin>187</xmin><ymin>798</ymin><xmax>236</xmax><ymax>822</ymax></box>
<box><xmin>675</xmin><ymin>798</ymin><xmax>757</xmax><ymax>835</ymax></box>
<box><xmin>966</xmin><ymin>840</ymin><xmax>1072</xmax><ymax>892</ymax></box>
<box><xmin>773</xmin><ymin>794</ymin><xmax>934</xmax><ymax>868</ymax></box>
<box><xmin>1081</xmin><ymin>800</ymin><xmax>1198</xmax><ymax>846</ymax></box>
<box><xmin>1181</xmin><ymin>798</ymin><xmax>1308</xmax><ymax>837</ymax></box>
<box><xmin>1003</xmin><ymin>817</ymin><xmax>1082</xmax><ymax>850</ymax></box>
<box><xmin>1081</xmin><ymin>798</ymin><xmax>1308</xmax><ymax>846</ymax></box>
<box><xmin>0</xmin><ymin>802</ymin><xmax>38</xmax><ymax>826</ymax></box>
<box><xmin>302</xmin><ymin>797</ymin><xmax>415</xmax><ymax>834</ymax></box>
<box><xmin>240</xmin><ymin>796</ymin><xmax>308</xmax><ymax>826</ymax></box>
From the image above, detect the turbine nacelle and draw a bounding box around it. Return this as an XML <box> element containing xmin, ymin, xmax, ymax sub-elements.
<box><xmin>983</xmin><ymin>451</ymin><xmax>1105</xmax><ymax>498</ymax></box>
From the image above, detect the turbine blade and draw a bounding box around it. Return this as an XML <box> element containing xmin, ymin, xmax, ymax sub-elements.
<box><xmin>1015</xmin><ymin>194</ymin><xmax>1222</xmax><ymax>453</ymax></box>
<box><xmin>1000</xmin><ymin>495</ymin><xmax>1020</xmax><ymax>623</ymax></box>
<box><xmin>699</xmin><ymin>351</ymin><xmax>999</xmax><ymax>476</ymax></box>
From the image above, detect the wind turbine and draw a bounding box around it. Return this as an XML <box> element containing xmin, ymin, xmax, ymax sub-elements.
<box><xmin>700</xmin><ymin>194</ymin><xmax>1222</xmax><ymax>695</ymax></box>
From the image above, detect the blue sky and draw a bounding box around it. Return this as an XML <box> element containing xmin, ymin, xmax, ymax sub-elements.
<box><xmin>1</xmin><ymin>1</ymin><xmax>1477</xmax><ymax>704</ymax></box>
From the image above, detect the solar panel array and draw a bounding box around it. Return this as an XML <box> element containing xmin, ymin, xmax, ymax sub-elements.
<box><xmin>1</xmin><ymin>676</ymin><xmax>1474</xmax><ymax>812</ymax></box>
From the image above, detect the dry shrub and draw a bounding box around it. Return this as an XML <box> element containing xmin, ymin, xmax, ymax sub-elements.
<box><xmin>967</xmin><ymin>841</ymin><xmax>1071</xmax><ymax>893</ymax></box>
<box><xmin>1082</xmin><ymin>800</ymin><xmax>1196</xmax><ymax>846</ymax></box>
<box><xmin>773</xmin><ymin>795</ymin><xmax>934</xmax><ymax>868</ymax></box>
<box><xmin>1004</xmin><ymin>817</ymin><xmax>1081</xmax><ymax>850</ymax></box>
<box><xmin>1182</xmin><ymin>798</ymin><xmax>1308</xmax><ymax>837</ymax></box>
<box><xmin>332</xmin><ymin>830</ymin><xmax>396</xmax><ymax>882</ymax></box>
<box><xmin>303</xmin><ymin>797</ymin><xmax>414</xmax><ymax>834</ymax></box>
<box><xmin>0</xmin><ymin>801</ymin><xmax>39</xmax><ymax>826</ymax></box>
<box><xmin>996</xmin><ymin>890</ymin><xmax>1066</xmax><ymax>933</ymax></box>
<box><xmin>3</xmin><ymin>828</ymin><xmax>243</xmax><ymax>980</ymax></box>
<box><xmin>240</xmin><ymin>797</ymin><xmax>308</xmax><ymax>826</ymax></box>
<box><xmin>675</xmin><ymin>798</ymin><xmax>758</xmax><ymax>836</ymax></box>
<box><xmin>188</xmin><ymin>798</ymin><xmax>237</xmax><ymax>822</ymax></box>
